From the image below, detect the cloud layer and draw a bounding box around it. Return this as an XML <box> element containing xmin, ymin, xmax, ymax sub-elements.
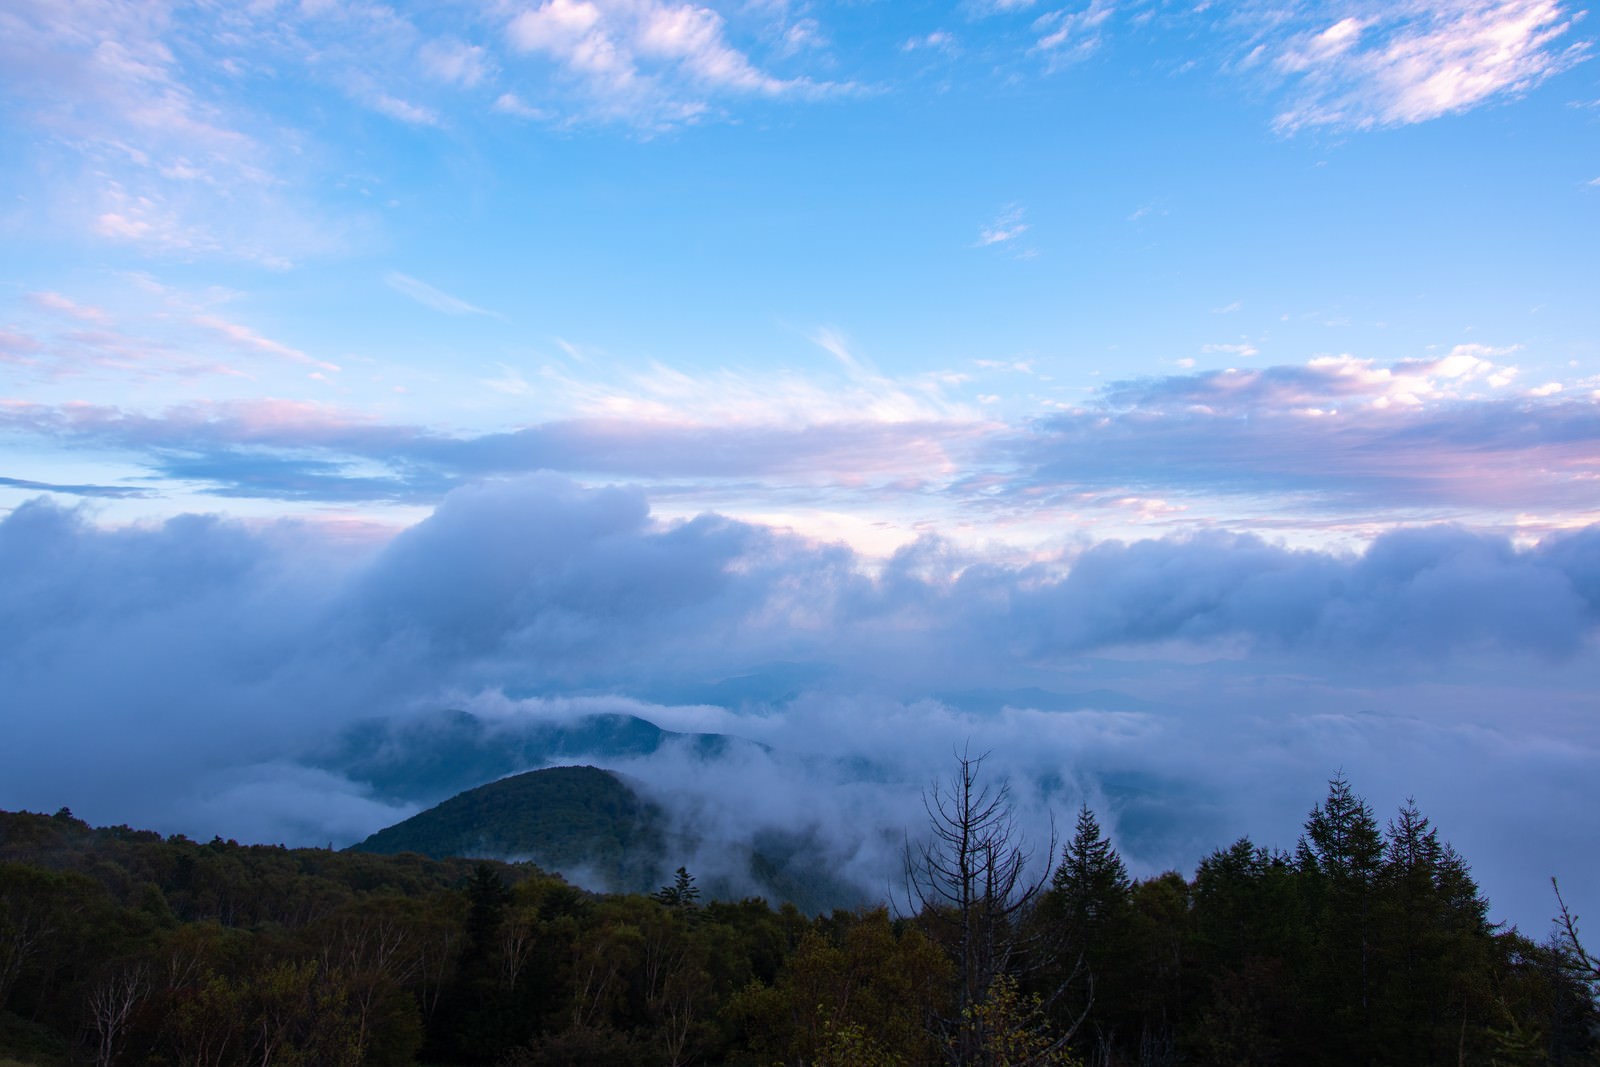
<box><xmin>6</xmin><ymin>338</ymin><xmax>1596</xmax><ymax>545</ymax></box>
<box><xmin>2</xmin><ymin>479</ymin><xmax>1596</xmax><ymax>929</ymax></box>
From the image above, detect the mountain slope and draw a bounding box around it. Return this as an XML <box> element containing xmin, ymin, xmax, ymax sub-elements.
<box><xmin>352</xmin><ymin>765</ymin><xmax>667</xmax><ymax>891</ymax></box>
<box><xmin>350</xmin><ymin>764</ymin><xmax>866</xmax><ymax>912</ymax></box>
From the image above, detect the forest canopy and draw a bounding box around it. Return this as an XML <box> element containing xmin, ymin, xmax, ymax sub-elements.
<box><xmin>0</xmin><ymin>768</ymin><xmax>1595</xmax><ymax>1067</ymax></box>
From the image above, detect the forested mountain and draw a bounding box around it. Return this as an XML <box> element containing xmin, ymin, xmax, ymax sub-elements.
<box><xmin>349</xmin><ymin>765</ymin><xmax>865</xmax><ymax>914</ymax></box>
<box><xmin>351</xmin><ymin>766</ymin><xmax>667</xmax><ymax>888</ymax></box>
<box><xmin>1</xmin><ymin>771</ymin><xmax>1596</xmax><ymax>1067</ymax></box>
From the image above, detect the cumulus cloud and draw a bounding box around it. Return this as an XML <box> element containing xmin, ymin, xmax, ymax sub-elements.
<box><xmin>1</xmin><ymin>480</ymin><xmax>1599</xmax><ymax>927</ymax></box>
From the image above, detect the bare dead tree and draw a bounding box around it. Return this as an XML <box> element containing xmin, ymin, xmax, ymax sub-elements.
<box><xmin>88</xmin><ymin>962</ymin><xmax>151</xmax><ymax>1067</ymax></box>
<box><xmin>902</xmin><ymin>747</ymin><xmax>1089</xmax><ymax>1066</ymax></box>
<box><xmin>1553</xmin><ymin>878</ymin><xmax>1600</xmax><ymax>991</ymax></box>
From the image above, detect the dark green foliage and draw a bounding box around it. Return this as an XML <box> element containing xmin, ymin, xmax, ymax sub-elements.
<box><xmin>350</xmin><ymin>766</ymin><xmax>867</xmax><ymax>912</ymax></box>
<box><xmin>0</xmin><ymin>769</ymin><xmax>1596</xmax><ymax>1067</ymax></box>
<box><xmin>1044</xmin><ymin>805</ymin><xmax>1136</xmax><ymax>1063</ymax></box>
<box><xmin>352</xmin><ymin>766</ymin><xmax>667</xmax><ymax>892</ymax></box>
<box><xmin>655</xmin><ymin>867</ymin><xmax>702</xmax><ymax>910</ymax></box>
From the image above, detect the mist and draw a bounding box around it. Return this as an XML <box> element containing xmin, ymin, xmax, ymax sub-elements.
<box><xmin>2</xmin><ymin>475</ymin><xmax>1596</xmax><ymax>932</ymax></box>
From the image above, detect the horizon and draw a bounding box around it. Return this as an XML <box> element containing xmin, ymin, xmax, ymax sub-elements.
<box><xmin>2</xmin><ymin>0</ymin><xmax>1599</xmax><ymax>934</ymax></box>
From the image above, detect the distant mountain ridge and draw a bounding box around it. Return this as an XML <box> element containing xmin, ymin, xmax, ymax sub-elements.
<box><xmin>319</xmin><ymin>709</ymin><xmax>765</xmax><ymax>805</ymax></box>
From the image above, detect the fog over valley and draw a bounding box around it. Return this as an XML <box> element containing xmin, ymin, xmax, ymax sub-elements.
<box><xmin>4</xmin><ymin>0</ymin><xmax>1599</xmax><ymax>967</ymax></box>
<box><xmin>5</xmin><ymin>478</ymin><xmax>1597</xmax><ymax>930</ymax></box>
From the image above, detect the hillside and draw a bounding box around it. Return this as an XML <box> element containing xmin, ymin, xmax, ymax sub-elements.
<box><xmin>350</xmin><ymin>764</ymin><xmax>866</xmax><ymax>912</ymax></box>
<box><xmin>351</xmin><ymin>764</ymin><xmax>667</xmax><ymax>891</ymax></box>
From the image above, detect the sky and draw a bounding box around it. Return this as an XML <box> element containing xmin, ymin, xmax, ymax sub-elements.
<box><xmin>2</xmin><ymin>0</ymin><xmax>1599</xmax><ymax>931</ymax></box>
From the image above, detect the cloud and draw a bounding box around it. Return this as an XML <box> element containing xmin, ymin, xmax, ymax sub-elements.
<box><xmin>368</xmin><ymin>92</ymin><xmax>442</xmax><ymax>126</ymax></box>
<box><xmin>0</xmin><ymin>475</ymin><xmax>154</xmax><ymax>499</ymax></box>
<box><xmin>977</xmin><ymin>204</ymin><xmax>1029</xmax><ymax>246</ymax></box>
<box><xmin>4</xmin><ymin>345</ymin><xmax>1598</xmax><ymax>536</ymax></box>
<box><xmin>1032</xmin><ymin>0</ymin><xmax>1116</xmax><ymax>60</ymax></box>
<box><xmin>384</xmin><ymin>272</ymin><xmax>496</xmax><ymax>317</ymax></box>
<box><xmin>1201</xmin><ymin>341</ymin><xmax>1259</xmax><ymax>358</ymax></box>
<box><xmin>902</xmin><ymin>31</ymin><xmax>959</xmax><ymax>54</ymax></box>
<box><xmin>1003</xmin><ymin>350</ymin><xmax>1600</xmax><ymax>519</ymax></box>
<box><xmin>193</xmin><ymin>315</ymin><xmax>340</xmax><ymax>373</ymax></box>
<box><xmin>493</xmin><ymin>91</ymin><xmax>553</xmax><ymax>119</ymax></box>
<box><xmin>1263</xmin><ymin>0</ymin><xmax>1589</xmax><ymax>131</ymax></box>
<box><xmin>502</xmin><ymin>0</ymin><xmax>845</xmax><ymax>126</ymax></box>
<box><xmin>1</xmin><ymin>483</ymin><xmax>1598</xmax><ymax>928</ymax></box>
<box><xmin>0</xmin><ymin>0</ymin><xmax>330</xmax><ymax>264</ymax></box>
<box><xmin>418</xmin><ymin>38</ymin><xmax>493</xmax><ymax>87</ymax></box>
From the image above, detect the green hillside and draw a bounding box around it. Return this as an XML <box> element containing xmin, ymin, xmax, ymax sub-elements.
<box><xmin>350</xmin><ymin>764</ymin><xmax>867</xmax><ymax>912</ymax></box>
<box><xmin>351</xmin><ymin>765</ymin><xmax>666</xmax><ymax>891</ymax></box>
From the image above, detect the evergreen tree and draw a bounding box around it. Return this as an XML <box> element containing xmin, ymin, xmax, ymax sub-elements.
<box><xmin>654</xmin><ymin>867</ymin><xmax>701</xmax><ymax>910</ymax></box>
<box><xmin>1295</xmin><ymin>774</ymin><xmax>1384</xmax><ymax>1066</ymax></box>
<box><xmin>1297</xmin><ymin>773</ymin><xmax>1382</xmax><ymax>884</ymax></box>
<box><xmin>1373</xmin><ymin>799</ymin><xmax>1494</xmax><ymax>1064</ymax></box>
<box><xmin>1048</xmin><ymin>806</ymin><xmax>1133</xmax><ymax>1062</ymax></box>
<box><xmin>1052</xmin><ymin>806</ymin><xmax>1131</xmax><ymax>926</ymax></box>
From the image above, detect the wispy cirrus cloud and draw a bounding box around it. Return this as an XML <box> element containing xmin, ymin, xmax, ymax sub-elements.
<box><xmin>977</xmin><ymin>203</ymin><xmax>1029</xmax><ymax>247</ymax></box>
<box><xmin>502</xmin><ymin>0</ymin><xmax>851</xmax><ymax>126</ymax></box>
<box><xmin>384</xmin><ymin>272</ymin><xmax>497</xmax><ymax>317</ymax></box>
<box><xmin>1031</xmin><ymin>0</ymin><xmax>1116</xmax><ymax>61</ymax></box>
<box><xmin>0</xmin><ymin>475</ymin><xmax>153</xmax><ymax>499</ymax></box>
<box><xmin>1253</xmin><ymin>0</ymin><xmax>1589</xmax><ymax>132</ymax></box>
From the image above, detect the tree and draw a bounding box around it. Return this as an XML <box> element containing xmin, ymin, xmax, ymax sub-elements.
<box><xmin>1046</xmin><ymin>806</ymin><xmax>1132</xmax><ymax>1061</ymax></box>
<box><xmin>903</xmin><ymin>748</ymin><xmax>1078</xmax><ymax>1066</ymax></box>
<box><xmin>1553</xmin><ymin>878</ymin><xmax>1600</xmax><ymax>994</ymax></box>
<box><xmin>1296</xmin><ymin>773</ymin><xmax>1384</xmax><ymax>1065</ymax></box>
<box><xmin>654</xmin><ymin>867</ymin><xmax>702</xmax><ymax>911</ymax></box>
<box><xmin>1051</xmin><ymin>807</ymin><xmax>1131</xmax><ymax>927</ymax></box>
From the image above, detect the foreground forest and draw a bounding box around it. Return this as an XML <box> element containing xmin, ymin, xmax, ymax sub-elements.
<box><xmin>1</xmin><ymin>768</ymin><xmax>1597</xmax><ymax>1067</ymax></box>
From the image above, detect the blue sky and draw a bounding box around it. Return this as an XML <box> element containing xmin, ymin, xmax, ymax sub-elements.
<box><xmin>3</xmin><ymin>0</ymin><xmax>1600</xmax><ymax>928</ymax></box>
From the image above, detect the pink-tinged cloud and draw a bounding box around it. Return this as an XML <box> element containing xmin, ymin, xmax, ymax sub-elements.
<box><xmin>1011</xmin><ymin>353</ymin><xmax>1600</xmax><ymax>517</ymax></box>
<box><xmin>192</xmin><ymin>315</ymin><xmax>340</xmax><ymax>373</ymax></box>
<box><xmin>26</xmin><ymin>291</ymin><xmax>111</xmax><ymax>324</ymax></box>
<box><xmin>1267</xmin><ymin>0</ymin><xmax>1588</xmax><ymax>131</ymax></box>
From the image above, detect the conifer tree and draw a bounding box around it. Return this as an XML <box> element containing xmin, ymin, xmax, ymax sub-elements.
<box><xmin>1048</xmin><ymin>806</ymin><xmax>1132</xmax><ymax>1062</ymax></box>
<box><xmin>1296</xmin><ymin>774</ymin><xmax>1384</xmax><ymax>1065</ymax></box>
<box><xmin>1052</xmin><ymin>806</ymin><xmax>1131</xmax><ymax>926</ymax></box>
<box><xmin>654</xmin><ymin>867</ymin><xmax>701</xmax><ymax>910</ymax></box>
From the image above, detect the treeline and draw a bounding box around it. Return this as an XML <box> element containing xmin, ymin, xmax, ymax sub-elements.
<box><xmin>0</xmin><ymin>771</ymin><xmax>1596</xmax><ymax>1066</ymax></box>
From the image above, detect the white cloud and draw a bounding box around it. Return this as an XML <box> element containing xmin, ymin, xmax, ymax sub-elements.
<box><xmin>419</xmin><ymin>38</ymin><xmax>493</xmax><ymax>87</ymax></box>
<box><xmin>902</xmin><ymin>30</ymin><xmax>958</xmax><ymax>53</ymax></box>
<box><xmin>369</xmin><ymin>92</ymin><xmax>441</xmax><ymax>126</ymax></box>
<box><xmin>1032</xmin><ymin>0</ymin><xmax>1115</xmax><ymax>59</ymax></box>
<box><xmin>503</xmin><ymin>0</ymin><xmax>840</xmax><ymax>125</ymax></box>
<box><xmin>385</xmin><ymin>272</ymin><xmax>496</xmax><ymax>317</ymax></box>
<box><xmin>493</xmin><ymin>91</ymin><xmax>552</xmax><ymax>119</ymax></box>
<box><xmin>977</xmin><ymin>203</ymin><xmax>1029</xmax><ymax>246</ymax></box>
<box><xmin>193</xmin><ymin>314</ymin><xmax>340</xmax><ymax>373</ymax></box>
<box><xmin>1267</xmin><ymin>0</ymin><xmax>1588</xmax><ymax>131</ymax></box>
